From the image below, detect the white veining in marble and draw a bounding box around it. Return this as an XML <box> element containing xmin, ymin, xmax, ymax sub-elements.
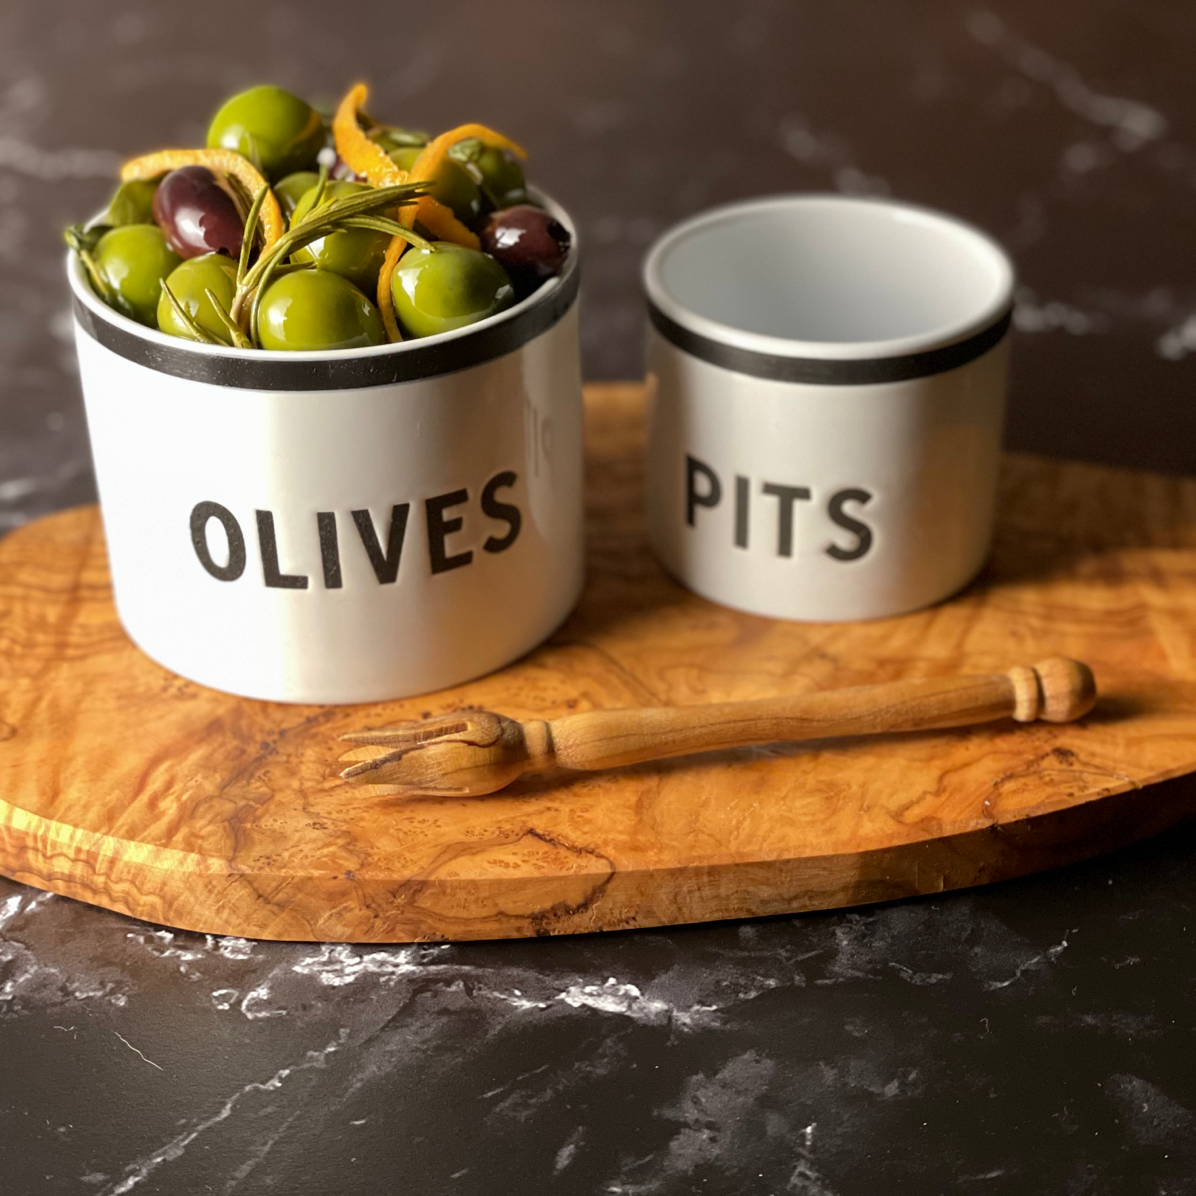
<box><xmin>968</xmin><ymin>9</ymin><xmax>1167</xmax><ymax>150</ymax></box>
<box><xmin>99</xmin><ymin>1031</ymin><xmax>348</xmax><ymax>1196</ymax></box>
<box><xmin>779</xmin><ymin>113</ymin><xmax>891</xmax><ymax>198</ymax></box>
<box><xmin>1013</xmin><ymin>287</ymin><xmax>1106</xmax><ymax>335</ymax></box>
<box><xmin>0</xmin><ymin>135</ymin><xmax>120</xmax><ymax>181</ymax></box>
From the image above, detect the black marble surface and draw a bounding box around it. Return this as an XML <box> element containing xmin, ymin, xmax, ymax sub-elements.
<box><xmin>3</xmin><ymin>1</ymin><xmax>1196</xmax><ymax>1192</ymax></box>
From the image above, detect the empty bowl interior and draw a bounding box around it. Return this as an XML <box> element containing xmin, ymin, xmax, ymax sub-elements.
<box><xmin>649</xmin><ymin>197</ymin><xmax>1012</xmax><ymax>351</ymax></box>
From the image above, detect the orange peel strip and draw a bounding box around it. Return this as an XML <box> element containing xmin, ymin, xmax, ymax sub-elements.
<box><xmin>335</xmin><ymin>83</ymin><xmax>414</xmax><ymax>342</ymax></box>
<box><xmin>377</xmin><ymin>235</ymin><xmax>407</xmax><ymax>343</ymax></box>
<box><xmin>408</xmin><ymin>196</ymin><xmax>480</xmax><ymax>247</ymax></box>
<box><xmin>332</xmin><ymin>83</ymin><xmax>409</xmax><ymax>188</ymax></box>
<box><xmin>408</xmin><ymin>123</ymin><xmax>527</xmax><ymax>184</ymax></box>
<box><xmin>377</xmin><ymin>122</ymin><xmax>524</xmax><ymax>342</ymax></box>
<box><xmin>396</xmin><ymin>121</ymin><xmax>521</xmax><ymax>249</ymax></box>
<box><xmin>376</xmin><ymin>197</ymin><xmax>482</xmax><ymax>343</ymax></box>
<box><xmin>120</xmin><ymin>148</ymin><xmax>284</xmax><ymax>251</ymax></box>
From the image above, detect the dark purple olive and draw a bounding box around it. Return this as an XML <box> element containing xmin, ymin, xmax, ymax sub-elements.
<box><xmin>152</xmin><ymin>165</ymin><xmax>244</xmax><ymax>260</ymax></box>
<box><xmin>330</xmin><ymin>155</ymin><xmax>360</xmax><ymax>181</ymax></box>
<box><xmin>479</xmin><ymin>205</ymin><xmax>570</xmax><ymax>292</ymax></box>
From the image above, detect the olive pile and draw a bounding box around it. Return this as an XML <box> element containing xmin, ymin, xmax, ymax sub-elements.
<box><xmin>67</xmin><ymin>85</ymin><xmax>572</xmax><ymax>351</ymax></box>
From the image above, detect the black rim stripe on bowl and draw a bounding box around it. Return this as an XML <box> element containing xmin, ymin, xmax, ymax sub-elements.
<box><xmin>73</xmin><ymin>258</ymin><xmax>580</xmax><ymax>391</ymax></box>
<box><xmin>648</xmin><ymin>302</ymin><xmax>1012</xmax><ymax>385</ymax></box>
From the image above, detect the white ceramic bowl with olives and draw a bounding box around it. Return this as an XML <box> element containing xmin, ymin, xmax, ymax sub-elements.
<box><xmin>67</xmin><ymin>84</ymin><xmax>582</xmax><ymax>704</ymax></box>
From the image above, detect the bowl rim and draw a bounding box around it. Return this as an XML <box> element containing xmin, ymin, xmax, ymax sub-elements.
<box><xmin>69</xmin><ymin>189</ymin><xmax>579</xmax><ymax>391</ymax></box>
<box><xmin>642</xmin><ymin>193</ymin><xmax>1014</xmax><ymax>386</ymax></box>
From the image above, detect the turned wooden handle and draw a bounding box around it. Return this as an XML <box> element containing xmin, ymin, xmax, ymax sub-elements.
<box><xmin>339</xmin><ymin>657</ymin><xmax>1097</xmax><ymax>798</ymax></box>
<box><xmin>546</xmin><ymin>657</ymin><xmax>1095</xmax><ymax>771</ymax></box>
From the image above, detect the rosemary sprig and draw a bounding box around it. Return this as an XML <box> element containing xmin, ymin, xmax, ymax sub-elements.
<box><xmin>204</xmin><ymin>288</ymin><xmax>253</xmax><ymax>349</ymax></box>
<box><xmin>68</xmin><ymin>174</ymin><xmax>440</xmax><ymax>350</ymax></box>
<box><xmin>64</xmin><ymin>224</ymin><xmax>116</xmax><ymax>307</ymax></box>
<box><xmin>159</xmin><ymin>279</ymin><xmax>254</xmax><ymax>350</ymax></box>
<box><xmin>235</xmin><ymin>182</ymin><xmax>269</xmax><ymax>285</ymax></box>
<box><xmin>229</xmin><ymin>177</ymin><xmax>437</xmax><ymax>335</ymax></box>
<box><xmin>339</xmin><ymin>214</ymin><xmax>432</xmax><ymax>238</ymax></box>
<box><xmin>308</xmin><ymin>159</ymin><xmax>331</xmax><ymax>214</ymax></box>
<box><xmin>159</xmin><ymin>279</ymin><xmax>221</xmax><ymax>345</ymax></box>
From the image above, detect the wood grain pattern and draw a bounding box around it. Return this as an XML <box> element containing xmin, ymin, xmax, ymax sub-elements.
<box><xmin>1</xmin><ymin>383</ymin><xmax>1195</xmax><ymax>942</ymax></box>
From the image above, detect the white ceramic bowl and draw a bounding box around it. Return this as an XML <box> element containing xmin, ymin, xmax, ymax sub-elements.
<box><xmin>68</xmin><ymin>198</ymin><xmax>583</xmax><ymax>704</ymax></box>
<box><xmin>643</xmin><ymin>194</ymin><xmax>1014</xmax><ymax>622</ymax></box>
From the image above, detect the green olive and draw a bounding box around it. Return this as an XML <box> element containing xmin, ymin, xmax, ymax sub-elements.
<box><xmin>206</xmin><ymin>85</ymin><xmax>324</xmax><ymax>180</ymax></box>
<box><xmin>391</xmin><ymin>243</ymin><xmax>515</xmax><ymax>339</ymax></box>
<box><xmin>87</xmin><ymin>178</ymin><xmax>159</xmax><ymax>230</ymax></box>
<box><xmin>387</xmin><ymin>146</ymin><xmax>484</xmax><ymax>227</ymax></box>
<box><xmin>463</xmin><ymin>145</ymin><xmax>528</xmax><ymax>209</ymax></box>
<box><xmin>157</xmin><ymin>254</ymin><xmax>239</xmax><ymax>344</ymax></box>
<box><xmin>386</xmin><ymin>146</ymin><xmax>421</xmax><ymax>172</ymax></box>
<box><xmin>274</xmin><ymin>171</ymin><xmax>320</xmax><ymax>221</ymax></box>
<box><xmin>369</xmin><ymin>128</ymin><xmax>428</xmax><ymax>152</ymax></box>
<box><xmin>290</xmin><ymin>180</ymin><xmax>389</xmax><ymax>292</ymax></box>
<box><xmin>257</xmin><ymin>269</ymin><xmax>386</xmax><ymax>351</ymax></box>
<box><xmin>93</xmin><ymin>224</ymin><xmax>181</xmax><ymax>327</ymax></box>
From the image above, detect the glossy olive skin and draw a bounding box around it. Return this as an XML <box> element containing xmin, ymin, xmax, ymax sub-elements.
<box><xmin>88</xmin><ymin>179</ymin><xmax>158</xmax><ymax>229</ymax></box>
<box><xmin>206</xmin><ymin>85</ymin><xmax>324</xmax><ymax>180</ymax></box>
<box><xmin>274</xmin><ymin>171</ymin><xmax>320</xmax><ymax>220</ymax></box>
<box><xmin>467</xmin><ymin>146</ymin><xmax>528</xmax><ymax>209</ymax></box>
<box><xmin>157</xmin><ymin>254</ymin><xmax>239</xmax><ymax>344</ymax></box>
<box><xmin>370</xmin><ymin>128</ymin><xmax>428</xmax><ymax>153</ymax></box>
<box><xmin>387</xmin><ymin>146</ymin><xmax>484</xmax><ymax>227</ymax></box>
<box><xmin>93</xmin><ymin>224</ymin><xmax>181</xmax><ymax>327</ymax></box>
<box><xmin>257</xmin><ymin>270</ymin><xmax>386</xmax><ymax>351</ymax></box>
<box><xmin>391</xmin><ymin>244</ymin><xmax>514</xmax><ymax>339</ymax></box>
<box><xmin>480</xmin><ymin>205</ymin><xmax>571</xmax><ymax>294</ymax></box>
<box><xmin>152</xmin><ymin>166</ymin><xmax>244</xmax><ymax>260</ymax></box>
<box><xmin>290</xmin><ymin>180</ymin><xmax>389</xmax><ymax>291</ymax></box>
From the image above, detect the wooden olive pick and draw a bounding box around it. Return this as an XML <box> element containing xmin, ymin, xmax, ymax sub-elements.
<box><xmin>338</xmin><ymin>656</ymin><xmax>1096</xmax><ymax>798</ymax></box>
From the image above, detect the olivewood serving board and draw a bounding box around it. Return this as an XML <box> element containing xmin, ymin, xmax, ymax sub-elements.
<box><xmin>2</xmin><ymin>384</ymin><xmax>1196</xmax><ymax>942</ymax></box>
